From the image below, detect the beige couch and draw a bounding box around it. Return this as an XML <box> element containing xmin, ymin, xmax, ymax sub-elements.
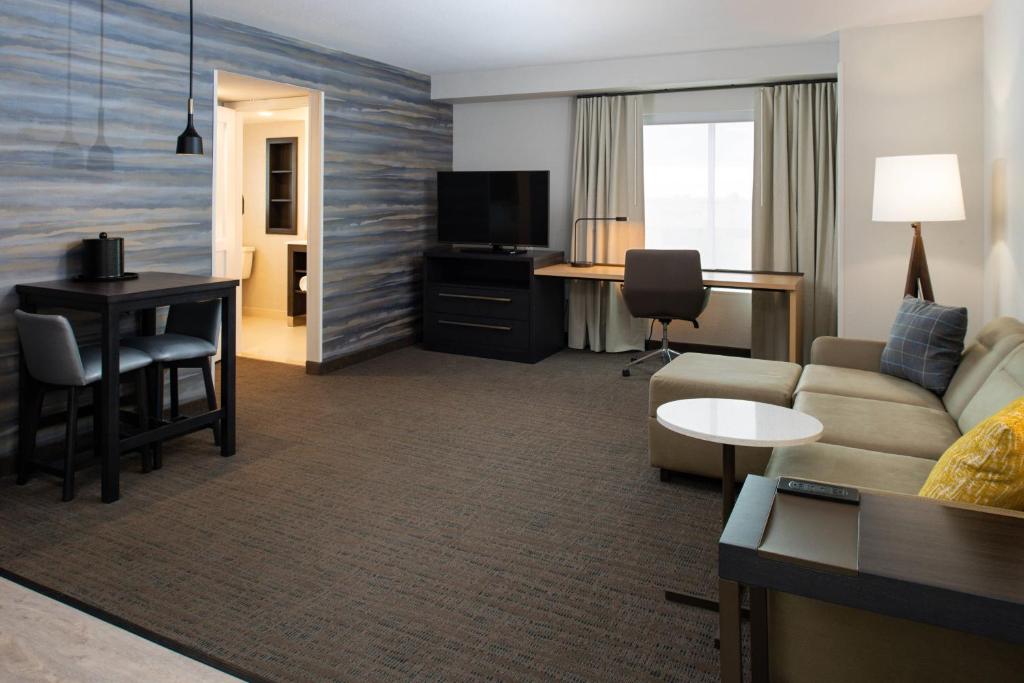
<box><xmin>648</xmin><ymin>316</ymin><xmax>1024</xmax><ymax>682</ymax></box>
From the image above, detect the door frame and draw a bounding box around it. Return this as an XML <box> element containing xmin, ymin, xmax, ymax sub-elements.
<box><xmin>211</xmin><ymin>70</ymin><xmax>325</xmax><ymax>367</ymax></box>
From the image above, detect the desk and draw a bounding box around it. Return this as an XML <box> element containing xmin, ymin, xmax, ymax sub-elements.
<box><xmin>16</xmin><ymin>272</ymin><xmax>239</xmax><ymax>503</ymax></box>
<box><xmin>533</xmin><ymin>264</ymin><xmax>804</xmax><ymax>363</ymax></box>
<box><xmin>718</xmin><ymin>476</ymin><xmax>1024</xmax><ymax>683</ymax></box>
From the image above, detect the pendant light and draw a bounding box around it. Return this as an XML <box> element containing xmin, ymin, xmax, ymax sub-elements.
<box><xmin>175</xmin><ymin>0</ymin><xmax>203</xmax><ymax>154</ymax></box>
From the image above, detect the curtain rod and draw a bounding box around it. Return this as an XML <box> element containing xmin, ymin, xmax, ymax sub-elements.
<box><xmin>576</xmin><ymin>76</ymin><xmax>837</xmax><ymax>100</ymax></box>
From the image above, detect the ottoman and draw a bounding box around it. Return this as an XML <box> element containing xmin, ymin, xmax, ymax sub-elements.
<box><xmin>649</xmin><ymin>353</ymin><xmax>802</xmax><ymax>481</ymax></box>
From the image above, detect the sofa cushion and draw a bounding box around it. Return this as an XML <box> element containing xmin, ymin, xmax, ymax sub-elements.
<box><xmin>796</xmin><ymin>364</ymin><xmax>944</xmax><ymax>410</ymax></box>
<box><xmin>957</xmin><ymin>344</ymin><xmax>1024</xmax><ymax>434</ymax></box>
<box><xmin>942</xmin><ymin>317</ymin><xmax>1024</xmax><ymax>419</ymax></box>
<box><xmin>649</xmin><ymin>353</ymin><xmax>801</xmax><ymax>416</ymax></box>
<box><xmin>943</xmin><ymin>317</ymin><xmax>1024</xmax><ymax>420</ymax></box>
<box><xmin>766</xmin><ymin>443</ymin><xmax>935</xmax><ymax>494</ymax></box>
<box><xmin>880</xmin><ymin>296</ymin><xmax>968</xmax><ymax>394</ymax></box>
<box><xmin>793</xmin><ymin>392</ymin><xmax>961</xmax><ymax>460</ymax></box>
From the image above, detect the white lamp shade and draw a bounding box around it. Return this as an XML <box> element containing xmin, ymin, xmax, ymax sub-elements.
<box><xmin>872</xmin><ymin>154</ymin><xmax>966</xmax><ymax>222</ymax></box>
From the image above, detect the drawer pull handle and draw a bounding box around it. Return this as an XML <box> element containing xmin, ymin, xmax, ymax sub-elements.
<box><xmin>438</xmin><ymin>320</ymin><xmax>512</xmax><ymax>332</ymax></box>
<box><xmin>438</xmin><ymin>293</ymin><xmax>512</xmax><ymax>303</ymax></box>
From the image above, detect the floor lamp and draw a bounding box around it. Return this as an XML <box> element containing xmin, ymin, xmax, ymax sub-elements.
<box><xmin>872</xmin><ymin>154</ymin><xmax>965</xmax><ymax>301</ymax></box>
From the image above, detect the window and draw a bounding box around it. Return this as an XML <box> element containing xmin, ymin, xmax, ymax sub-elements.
<box><xmin>643</xmin><ymin>120</ymin><xmax>754</xmax><ymax>270</ymax></box>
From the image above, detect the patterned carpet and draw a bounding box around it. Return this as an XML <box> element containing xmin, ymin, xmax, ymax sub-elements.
<box><xmin>0</xmin><ymin>347</ymin><xmax>738</xmax><ymax>681</ymax></box>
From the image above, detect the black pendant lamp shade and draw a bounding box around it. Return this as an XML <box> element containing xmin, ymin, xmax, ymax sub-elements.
<box><xmin>176</xmin><ymin>0</ymin><xmax>203</xmax><ymax>155</ymax></box>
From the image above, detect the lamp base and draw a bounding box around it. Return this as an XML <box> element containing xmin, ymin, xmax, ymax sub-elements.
<box><xmin>904</xmin><ymin>222</ymin><xmax>934</xmax><ymax>301</ymax></box>
<box><xmin>570</xmin><ymin>261</ymin><xmax>594</xmax><ymax>268</ymax></box>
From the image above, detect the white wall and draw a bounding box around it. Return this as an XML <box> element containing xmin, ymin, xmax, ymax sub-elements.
<box><xmin>983</xmin><ymin>0</ymin><xmax>1024</xmax><ymax>322</ymax></box>
<box><xmin>242</xmin><ymin>115</ymin><xmax>308</xmax><ymax>317</ymax></box>
<box><xmin>838</xmin><ymin>17</ymin><xmax>985</xmax><ymax>341</ymax></box>
<box><xmin>434</xmin><ymin>42</ymin><xmax>838</xmax><ymax>102</ymax></box>
<box><xmin>453</xmin><ymin>97</ymin><xmax>575</xmax><ymax>252</ymax></box>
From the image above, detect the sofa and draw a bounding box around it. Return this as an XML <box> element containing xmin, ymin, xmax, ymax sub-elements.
<box><xmin>648</xmin><ymin>316</ymin><xmax>1024</xmax><ymax>682</ymax></box>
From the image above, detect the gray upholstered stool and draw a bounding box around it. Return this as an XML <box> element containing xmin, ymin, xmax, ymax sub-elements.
<box><xmin>122</xmin><ymin>300</ymin><xmax>222</xmax><ymax>466</ymax></box>
<box><xmin>15</xmin><ymin>310</ymin><xmax>153</xmax><ymax>501</ymax></box>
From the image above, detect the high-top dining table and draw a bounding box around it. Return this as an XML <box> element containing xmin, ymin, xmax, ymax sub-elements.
<box><xmin>16</xmin><ymin>272</ymin><xmax>239</xmax><ymax>503</ymax></box>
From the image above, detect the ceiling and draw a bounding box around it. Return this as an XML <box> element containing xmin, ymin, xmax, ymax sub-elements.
<box><xmin>202</xmin><ymin>0</ymin><xmax>990</xmax><ymax>76</ymax></box>
<box><xmin>217</xmin><ymin>71</ymin><xmax>309</xmax><ymax>103</ymax></box>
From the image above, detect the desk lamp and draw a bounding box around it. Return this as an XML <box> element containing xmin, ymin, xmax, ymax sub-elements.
<box><xmin>571</xmin><ymin>216</ymin><xmax>628</xmax><ymax>267</ymax></box>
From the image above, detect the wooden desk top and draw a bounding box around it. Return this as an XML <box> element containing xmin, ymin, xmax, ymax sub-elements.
<box><xmin>533</xmin><ymin>263</ymin><xmax>802</xmax><ymax>292</ymax></box>
<box><xmin>720</xmin><ymin>476</ymin><xmax>1024</xmax><ymax>644</ymax></box>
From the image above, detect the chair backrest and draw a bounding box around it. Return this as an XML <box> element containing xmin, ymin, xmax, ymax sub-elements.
<box><xmin>165</xmin><ymin>300</ymin><xmax>222</xmax><ymax>347</ymax></box>
<box><xmin>621</xmin><ymin>249</ymin><xmax>708</xmax><ymax>323</ymax></box>
<box><xmin>943</xmin><ymin>316</ymin><xmax>1024</xmax><ymax>420</ymax></box>
<box><xmin>14</xmin><ymin>310</ymin><xmax>87</xmax><ymax>386</ymax></box>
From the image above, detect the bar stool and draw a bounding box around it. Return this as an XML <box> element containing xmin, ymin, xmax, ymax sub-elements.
<box><xmin>15</xmin><ymin>310</ymin><xmax>153</xmax><ymax>501</ymax></box>
<box><xmin>122</xmin><ymin>300</ymin><xmax>221</xmax><ymax>467</ymax></box>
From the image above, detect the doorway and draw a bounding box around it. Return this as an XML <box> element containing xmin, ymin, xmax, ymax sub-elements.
<box><xmin>212</xmin><ymin>71</ymin><xmax>325</xmax><ymax>368</ymax></box>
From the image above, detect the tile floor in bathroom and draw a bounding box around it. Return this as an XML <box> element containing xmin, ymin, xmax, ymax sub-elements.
<box><xmin>239</xmin><ymin>315</ymin><xmax>307</xmax><ymax>366</ymax></box>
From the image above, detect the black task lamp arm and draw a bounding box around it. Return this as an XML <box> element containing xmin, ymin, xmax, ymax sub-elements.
<box><xmin>571</xmin><ymin>216</ymin><xmax>628</xmax><ymax>268</ymax></box>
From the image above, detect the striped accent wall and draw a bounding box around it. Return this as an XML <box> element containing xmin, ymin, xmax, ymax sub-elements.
<box><xmin>0</xmin><ymin>0</ymin><xmax>452</xmax><ymax>464</ymax></box>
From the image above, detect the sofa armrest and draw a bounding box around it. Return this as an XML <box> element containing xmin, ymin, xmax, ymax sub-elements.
<box><xmin>809</xmin><ymin>337</ymin><xmax>886</xmax><ymax>372</ymax></box>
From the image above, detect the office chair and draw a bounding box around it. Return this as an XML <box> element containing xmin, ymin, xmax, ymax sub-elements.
<box><xmin>620</xmin><ymin>249</ymin><xmax>711</xmax><ymax>377</ymax></box>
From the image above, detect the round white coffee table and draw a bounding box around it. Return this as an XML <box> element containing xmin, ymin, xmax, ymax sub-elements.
<box><xmin>657</xmin><ymin>398</ymin><xmax>824</xmax><ymax>522</ymax></box>
<box><xmin>657</xmin><ymin>398</ymin><xmax>823</xmax><ymax>612</ymax></box>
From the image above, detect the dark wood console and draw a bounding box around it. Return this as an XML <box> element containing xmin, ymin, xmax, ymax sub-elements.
<box><xmin>422</xmin><ymin>247</ymin><xmax>566</xmax><ymax>363</ymax></box>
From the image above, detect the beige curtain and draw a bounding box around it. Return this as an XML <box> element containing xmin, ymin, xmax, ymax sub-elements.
<box><xmin>751</xmin><ymin>83</ymin><xmax>838</xmax><ymax>361</ymax></box>
<box><xmin>568</xmin><ymin>95</ymin><xmax>647</xmax><ymax>352</ymax></box>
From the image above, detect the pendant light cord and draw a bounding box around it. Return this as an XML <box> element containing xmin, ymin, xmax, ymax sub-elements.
<box><xmin>188</xmin><ymin>0</ymin><xmax>194</xmax><ymax>102</ymax></box>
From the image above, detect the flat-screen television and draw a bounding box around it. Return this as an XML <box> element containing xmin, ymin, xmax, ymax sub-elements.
<box><xmin>437</xmin><ymin>171</ymin><xmax>549</xmax><ymax>248</ymax></box>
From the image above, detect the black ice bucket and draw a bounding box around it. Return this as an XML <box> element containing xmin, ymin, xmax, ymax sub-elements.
<box><xmin>78</xmin><ymin>232</ymin><xmax>138</xmax><ymax>281</ymax></box>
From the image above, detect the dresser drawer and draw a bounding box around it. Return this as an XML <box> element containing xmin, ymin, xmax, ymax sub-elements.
<box><xmin>426</xmin><ymin>284</ymin><xmax>529</xmax><ymax>321</ymax></box>
<box><xmin>425</xmin><ymin>311</ymin><xmax>530</xmax><ymax>351</ymax></box>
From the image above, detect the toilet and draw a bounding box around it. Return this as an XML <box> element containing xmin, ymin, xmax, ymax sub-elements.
<box><xmin>242</xmin><ymin>246</ymin><xmax>255</xmax><ymax>280</ymax></box>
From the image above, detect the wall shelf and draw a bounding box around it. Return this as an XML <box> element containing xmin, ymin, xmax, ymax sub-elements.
<box><xmin>266</xmin><ymin>137</ymin><xmax>297</xmax><ymax>235</ymax></box>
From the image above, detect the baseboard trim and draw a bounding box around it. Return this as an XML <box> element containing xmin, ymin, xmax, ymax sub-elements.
<box><xmin>646</xmin><ymin>340</ymin><xmax>751</xmax><ymax>358</ymax></box>
<box><xmin>305</xmin><ymin>334</ymin><xmax>417</xmax><ymax>375</ymax></box>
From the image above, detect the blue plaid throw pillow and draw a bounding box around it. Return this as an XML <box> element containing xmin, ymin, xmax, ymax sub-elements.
<box><xmin>880</xmin><ymin>297</ymin><xmax>968</xmax><ymax>394</ymax></box>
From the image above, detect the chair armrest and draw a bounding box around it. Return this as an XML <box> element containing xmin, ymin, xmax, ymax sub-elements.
<box><xmin>809</xmin><ymin>337</ymin><xmax>887</xmax><ymax>372</ymax></box>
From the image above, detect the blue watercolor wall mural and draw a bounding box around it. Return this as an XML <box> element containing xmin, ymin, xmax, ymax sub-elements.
<box><xmin>0</xmin><ymin>0</ymin><xmax>453</xmax><ymax>466</ymax></box>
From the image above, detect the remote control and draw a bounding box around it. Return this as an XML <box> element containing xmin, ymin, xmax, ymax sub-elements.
<box><xmin>777</xmin><ymin>477</ymin><xmax>860</xmax><ymax>505</ymax></box>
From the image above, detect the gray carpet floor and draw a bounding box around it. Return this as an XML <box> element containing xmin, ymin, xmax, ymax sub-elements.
<box><xmin>0</xmin><ymin>347</ymin><xmax>737</xmax><ymax>682</ymax></box>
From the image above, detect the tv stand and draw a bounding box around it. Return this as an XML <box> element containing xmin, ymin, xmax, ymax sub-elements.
<box><xmin>422</xmin><ymin>246</ymin><xmax>565</xmax><ymax>363</ymax></box>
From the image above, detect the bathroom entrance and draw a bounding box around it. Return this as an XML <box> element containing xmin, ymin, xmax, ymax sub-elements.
<box><xmin>212</xmin><ymin>71</ymin><xmax>324</xmax><ymax>368</ymax></box>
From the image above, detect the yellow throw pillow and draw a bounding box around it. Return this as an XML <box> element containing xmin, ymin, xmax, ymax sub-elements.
<box><xmin>919</xmin><ymin>396</ymin><xmax>1024</xmax><ymax>510</ymax></box>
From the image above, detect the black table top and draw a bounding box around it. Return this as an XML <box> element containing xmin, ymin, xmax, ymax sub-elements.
<box><xmin>16</xmin><ymin>272</ymin><xmax>238</xmax><ymax>304</ymax></box>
